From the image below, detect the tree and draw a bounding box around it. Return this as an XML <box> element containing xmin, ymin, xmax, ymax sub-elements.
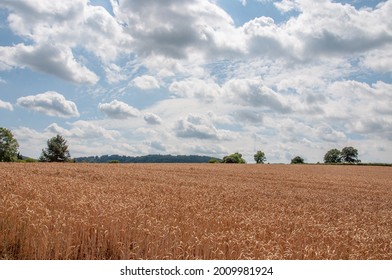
<box><xmin>341</xmin><ymin>146</ymin><xmax>360</xmax><ymax>163</ymax></box>
<box><xmin>291</xmin><ymin>156</ymin><xmax>305</xmax><ymax>164</ymax></box>
<box><xmin>222</xmin><ymin>152</ymin><xmax>246</xmax><ymax>164</ymax></box>
<box><xmin>254</xmin><ymin>151</ymin><xmax>266</xmax><ymax>164</ymax></box>
<box><xmin>0</xmin><ymin>127</ymin><xmax>19</xmax><ymax>162</ymax></box>
<box><xmin>323</xmin><ymin>148</ymin><xmax>341</xmax><ymax>164</ymax></box>
<box><xmin>40</xmin><ymin>134</ymin><xmax>71</xmax><ymax>162</ymax></box>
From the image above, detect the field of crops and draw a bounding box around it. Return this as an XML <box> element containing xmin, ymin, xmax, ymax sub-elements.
<box><xmin>1</xmin><ymin>163</ymin><xmax>391</xmax><ymax>260</ymax></box>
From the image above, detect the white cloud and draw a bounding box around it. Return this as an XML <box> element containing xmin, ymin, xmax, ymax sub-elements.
<box><xmin>361</xmin><ymin>47</ymin><xmax>392</xmax><ymax>73</ymax></box>
<box><xmin>274</xmin><ymin>0</ymin><xmax>298</xmax><ymax>13</ymax></box>
<box><xmin>1</xmin><ymin>0</ymin><xmax>392</xmax><ymax>163</ymax></box>
<box><xmin>232</xmin><ymin>110</ymin><xmax>263</xmax><ymax>125</ymax></box>
<box><xmin>16</xmin><ymin>91</ymin><xmax>79</xmax><ymax>118</ymax></box>
<box><xmin>316</xmin><ymin>124</ymin><xmax>346</xmax><ymax>143</ymax></box>
<box><xmin>0</xmin><ymin>99</ymin><xmax>13</xmax><ymax>111</ymax></box>
<box><xmin>98</xmin><ymin>100</ymin><xmax>139</xmax><ymax>119</ymax></box>
<box><xmin>144</xmin><ymin>113</ymin><xmax>162</xmax><ymax>125</ymax></box>
<box><xmin>46</xmin><ymin>121</ymin><xmax>120</xmax><ymax>141</ymax></box>
<box><xmin>104</xmin><ymin>63</ymin><xmax>128</xmax><ymax>84</ymax></box>
<box><xmin>174</xmin><ymin>113</ymin><xmax>232</xmax><ymax>140</ymax></box>
<box><xmin>0</xmin><ymin>0</ymin><xmax>131</xmax><ymax>83</ymax></box>
<box><xmin>112</xmin><ymin>0</ymin><xmax>241</xmax><ymax>62</ymax></box>
<box><xmin>0</xmin><ymin>43</ymin><xmax>99</xmax><ymax>84</ymax></box>
<box><xmin>132</xmin><ymin>75</ymin><xmax>160</xmax><ymax>90</ymax></box>
<box><xmin>169</xmin><ymin>78</ymin><xmax>221</xmax><ymax>103</ymax></box>
<box><xmin>222</xmin><ymin>78</ymin><xmax>291</xmax><ymax>113</ymax></box>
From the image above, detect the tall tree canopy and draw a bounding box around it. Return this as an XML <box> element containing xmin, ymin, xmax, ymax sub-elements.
<box><xmin>40</xmin><ymin>134</ymin><xmax>71</xmax><ymax>162</ymax></box>
<box><xmin>254</xmin><ymin>150</ymin><xmax>266</xmax><ymax>164</ymax></box>
<box><xmin>324</xmin><ymin>149</ymin><xmax>342</xmax><ymax>163</ymax></box>
<box><xmin>0</xmin><ymin>127</ymin><xmax>19</xmax><ymax>162</ymax></box>
<box><xmin>341</xmin><ymin>146</ymin><xmax>360</xmax><ymax>163</ymax></box>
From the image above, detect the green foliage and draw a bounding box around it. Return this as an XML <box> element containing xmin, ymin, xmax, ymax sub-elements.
<box><xmin>341</xmin><ymin>146</ymin><xmax>360</xmax><ymax>163</ymax></box>
<box><xmin>40</xmin><ymin>134</ymin><xmax>71</xmax><ymax>162</ymax></box>
<box><xmin>324</xmin><ymin>147</ymin><xmax>361</xmax><ymax>164</ymax></box>
<box><xmin>208</xmin><ymin>158</ymin><xmax>220</xmax><ymax>163</ymax></box>
<box><xmin>108</xmin><ymin>160</ymin><xmax>120</xmax><ymax>163</ymax></box>
<box><xmin>324</xmin><ymin>148</ymin><xmax>342</xmax><ymax>164</ymax></box>
<box><xmin>291</xmin><ymin>156</ymin><xmax>305</xmax><ymax>164</ymax></box>
<box><xmin>222</xmin><ymin>152</ymin><xmax>246</xmax><ymax>164</ymax></box>
<box><xmin>75</xmin><ymin>154</ymin><xmax>218</xmax><ymax>163</ymax></box>
<box><xmin>0</xmin><ymin>127</ymin><xmax>19</xmax><ymax>162</ymax></box>
<box><xmin>254</xmin><ymin>150</ymin><xmax>266</xmax><ymax>164</ymax></box>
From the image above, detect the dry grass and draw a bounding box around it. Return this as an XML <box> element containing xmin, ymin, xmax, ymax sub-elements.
<box><xmin>1</xmin><ymin>163</ymin><xmax>391</xmax><ymax>260</ymax></box>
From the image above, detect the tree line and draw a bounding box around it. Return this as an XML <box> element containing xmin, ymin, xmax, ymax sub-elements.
<box><xmin>217</xmin><ymin>148</ymin><xmax>360</xmax><ymax>164</ymax></box>
<box><xmin>0</xmin><ymin>127</ymin><xmax>366</xmax><ymax>165</ymax></box>
<box><xmin>76</xmin><ymin>154</ymin><xmax>219</xmax><ymax>163</ymax></box>
<box><xmin>0</xmin><ymin>127</ymin><xmax>72</xmax><ymax>163</ymax></box>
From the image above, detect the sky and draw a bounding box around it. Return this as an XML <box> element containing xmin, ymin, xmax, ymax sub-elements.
<box><xmin>0</xmin><ymin>0</ymin><xmax>391</xmax><ymax>163</ymax></box>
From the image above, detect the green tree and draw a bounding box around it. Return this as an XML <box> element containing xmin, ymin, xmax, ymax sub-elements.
<box><xmin>222</xmin><ymin>152</ymin><xmax>246</xmax><ymax>164</ymax></box>
<box><xmin>40</xmin><ymin>134</ymin><xmax>71</xmax><ymax>162</ymax></box>
<box><xmin>341</xmin><ymin>146</ymin><xmax>360</xmax><ymax>163</ymax></box>
<box><xmin>323</xmin><ymin>148</ymin><xmax>342</xmax><ymax>164</ymax></box>
<box><xmin>0</xmin><ymin>127</ymin><xmax>19</xmax><ymax>162</ymax></box>
<box><xmin>291</xmin><ymin>156</ymin><xmax>305</xmax><ymax>164</ymax></box>
<box><xmin>254</xmin><ymin>150</ymin><xmax>266</xmax><ymax>164</ymax></box>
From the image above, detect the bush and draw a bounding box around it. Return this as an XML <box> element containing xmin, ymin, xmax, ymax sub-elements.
<box><xmin>222</xmin><ymin>153</ymin><xmax>246</xmax><ymax>164</ymax></box>
<box><xmin>291</xmin><ymin>156</ymin><xmax>305</xmax><ymax>164</ymax></box>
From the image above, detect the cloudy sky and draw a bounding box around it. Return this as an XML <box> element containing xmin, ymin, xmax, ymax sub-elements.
<box><xmin>0</xmin><ymin>0</ymin><xmax>391</xmax><ymax>163</ymax></box>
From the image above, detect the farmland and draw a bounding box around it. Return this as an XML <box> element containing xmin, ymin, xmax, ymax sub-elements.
<box><xmin>1</xmin><ymin>163</ymin><xmax>391</xmax><ymax>260</ymax></box>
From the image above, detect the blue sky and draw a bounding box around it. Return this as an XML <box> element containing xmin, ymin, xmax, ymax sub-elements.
<box><xmin>0</xmin><ymin>0</ymin><xmax>391</xmax><ymax>163</ymax></box>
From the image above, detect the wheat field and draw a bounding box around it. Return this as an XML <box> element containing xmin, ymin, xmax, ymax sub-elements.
<box><xmin>1</xmin><ymin>163</ymin><xmax>391</xmax><ymax>260</ymax></box>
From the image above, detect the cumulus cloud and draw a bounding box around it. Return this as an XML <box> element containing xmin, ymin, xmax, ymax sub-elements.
<box><xmin>0</xmin><ymin>44</ymin><xmax>99</xmax><ymax>84</ymax></box>
<box><xmin>174</xmin><ymin>113</ymin><xmax>232</xmax><ymax>140</ymax></box>
<box><xmin>16</xmin><ymin>91</ymin><xmax>79</xmax><ymax>118</ymax></box>
<box><xmin>144</xmin><ymin>113</ymin><xmax>162</xmax><ymax>125</ymax></box>
<box><xmin>325</xmin><ymin>80</ymin><xmax>392</xmax><ymax>141</ymax></box>
<box><xmin>169</xmin><ymin>78</ymin><xmax>221</xmax><ymax>103</ymax></box>
<box><xmin>46</xmin><ymin>121</ymin><xmax>120</xmax><ymax>141</ymax></box>
<box><xmin>98</xmin><ymin>100</ymin><xmax>139</xmax><ymax>119</ymax></box>
<box><xmin>316</xmin><ymin>124</ymin><xmax>346</xmax><ymax>143</ymax></box>
<box><xmin>0</xmin><ymin>0</ymin><xmax>131</xmax><ymax>83</ymax></box>
<box><xmin>112</xmin><ymin>0</ymin><xmax>242</xmax><ymax>61</ymax></box>
<box><xmin>240</xmin><ymin>0</ymin><xmax>392</xmax><ymax>61</ymax></box>
<box><xmin>1</xmin><ymin>0</ymin><xmax>392</xmax><ymax>163</ymax></box>
<box><xmin>233</xmin><ymin>110</ymin><xmax>263</xmax><ymax>125</ymax></box>
<box><xmin>274</xmin><ymin>0</ymin><xmax>298</xmax><ymax>13</ymax></box>
<box><xmin>361</xmin><ymin>47</ymin><xmax>392</xmax><ymax>73</ymax></box>
<box><xmin>104</xmin><ymin>63</ymin><xmax>128</xmax><ymax>84</ymax></box>
<box><xmin>0</xmin><ymin>99</ymin><xmax>13</xmax><ymax>111</ymax></box>
<box><xmin>223</xmin><ymin>78</ymin><xmax>291</xmax><ymax>113</ymax></box>
<box><xmin>132</xmin><ymin>75</ymin><xmax>160</xmax><ymax>90</ymax></box>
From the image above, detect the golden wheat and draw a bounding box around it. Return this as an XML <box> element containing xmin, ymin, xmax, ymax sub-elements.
<box><xmin>1</xmin><ymin>163</ymin><xmax>391</xmax><ymax>259</ymax></box>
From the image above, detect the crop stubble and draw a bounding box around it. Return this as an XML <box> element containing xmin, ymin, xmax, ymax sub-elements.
<box><xmin>1</xmin><ymin>163</ymin><xmax>391</xmax><ymax>259</ymax></box>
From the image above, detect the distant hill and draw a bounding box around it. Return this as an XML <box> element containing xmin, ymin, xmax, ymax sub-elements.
<box><xmin>74</xmin><ymin>154</ymin><xmax>220</xmax><ymax>163</ymax></box>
